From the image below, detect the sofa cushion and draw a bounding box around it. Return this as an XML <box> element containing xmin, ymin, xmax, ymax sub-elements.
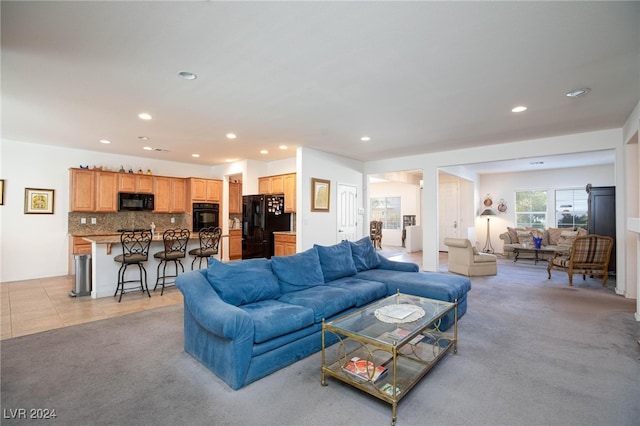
<box><xmin>314</xmin><ymin>240</ymin><xmax>358</xmax><ymax>282</ymax></box>
<box><xmin>507</xmin><ymin>227</ymin><xmax>523</xmax><ymax>243</ymax></box>
<box><xmin>278</xmin><ymin>286</ymin><xmax>357</xmax><ymax>323</ymax></box>
<box><xmin>206</xmin><ymin>258</ymin><xmax>281</xmax><ymax>306</ymax></box>
<box><xmin>271</xmin><ymin>247</ymin><xmax>325</xmax><ymax>293</ymax></box>
<box><xmin>516</xmin><ymin>230</ymin><xmax>533</xmax><ymax>245</ymax></box>
<box><xmin>349</xmin><ymin>236</ymin><xmax>382</xmax><ymax>271</ymax></box>
<box><xmin>548</xmin><ymin>227</ymin><xmax>563</xmax><ymax>245</ymax></box>
<box><xmin>238</xmin><ymin>300</ymin><xmax>315</xmax><ymax>344</ymax></box>
<box><xmin>326</xmin><ymin>277</ymin><xmax>388</xmax><ymax>307</ymax></box>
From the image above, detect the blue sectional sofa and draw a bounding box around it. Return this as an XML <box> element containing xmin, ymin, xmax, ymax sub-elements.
<box><xmin>176</xmin><ymin>237</ymin><xmax>471</xmax><ymax>390</ymax></box>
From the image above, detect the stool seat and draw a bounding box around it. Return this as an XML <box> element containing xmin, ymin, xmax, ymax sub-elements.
<box><xmin>154</xmin><ymin>229</ymin><xmax>190</xmax><ymax>295</ymax></box>
<box><xmin>190</xmin><ymin>227</ymin><xmax>222</xmax><ymax>270</ymax></box>
<box><xmin>113</xmin><ymin>229</ymin><xmax>152</xmax><ymax>302</ymax></box>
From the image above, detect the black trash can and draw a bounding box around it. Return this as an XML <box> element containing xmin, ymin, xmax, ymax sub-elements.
<box><xmin>70</xmin><ymin>254</ymin><xmax>92</xmax><ymax>297</ymax></box>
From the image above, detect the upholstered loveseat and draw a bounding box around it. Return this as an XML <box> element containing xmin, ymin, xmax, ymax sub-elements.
<box><xmin>176</xmin><ymin>237</ymin><xmax>471</xmax><ymax>390</ymax></box>
<box><xmin>499</xmin><ymin>227</ymin><xmax>587</xmax><ymax>260</ymax></box>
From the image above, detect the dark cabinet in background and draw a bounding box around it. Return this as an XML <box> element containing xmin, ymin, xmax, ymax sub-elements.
<box><xmin>586</xmin><ymin>185</ymin><xmax>615</xmax><ymax>272</ymax></box>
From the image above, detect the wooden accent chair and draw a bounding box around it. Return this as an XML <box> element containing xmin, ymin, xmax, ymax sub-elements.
<box><xmin>369</xmin><ymin>221</ymin><xmax>382</xmax><ymax>249</ymax></box>
<box><xmin>547</xmin><ymin>234</ymin><xmax>614</xmax><ymax>286</ymax></box>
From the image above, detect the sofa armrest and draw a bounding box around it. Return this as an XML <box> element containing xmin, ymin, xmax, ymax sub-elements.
<box><xmin>376</xmin><ymin>254</ymin><xmax>420</xmax><ymax>272</ymax></box>
<box><xmin>499</xmin><ymin>232</ymin><xmax>513</xmax><ymax>244</ymax></box>
<box><xmin>176</xmin><ymin>270</ymin><xmax>254</xmax><ymax>342</ymax></box>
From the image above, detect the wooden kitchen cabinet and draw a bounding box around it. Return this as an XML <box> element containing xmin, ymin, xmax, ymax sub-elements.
<box><xmin>118</xmin><ymin>174</ymin><xmax>154</xmax><ymax>193</ymax></box>
<box><xmin>274</xmin><ymin>233</ymin><xmax>296</xmax><ymax>256</ymax></box>
<box><xmin>229</xmin><ymin>182</ymin><xmax>242</xmax><ymax>214</ymax></box>
<box><xmin>155</xmin><ymin>177</ymin><xmax>186</xmax><ymax>213</ymax></box>
<box><xmin>229</xmin><ymin>229</ymin><xmax>242</xmax><ymax>260</ymax></box>
<box><xmin>70</xmin><ymin>168</ymin><xmax>95</xmax><ymax>212</ymax></box>
<box><xmin>189</xmin><ymin>178</ymin><xmax>222</xmax><ymax>203</ymax></box>
<box><xmin>70</xmin><ymin>168</ymin><xmax>117</xmax><ymax>212</ymax></box>
<box><xmin>95</xmin><ymin>171</ymin><xmax>118</xmax><ymax>212</ymax></box>
<box><xmin>259</xmin><ymin>173</ymin><xmax>296</xmax><ymax>212</ymax></box>
<box><xmin>284</xmin><ymin>174</ymin><xmax>296</xmax><ymax>213</ymax></box>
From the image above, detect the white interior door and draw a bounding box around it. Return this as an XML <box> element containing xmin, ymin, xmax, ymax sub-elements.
<box><xmin>439</xmin><ymin>181</ymin><xmax>459</xmax><ymax>251</ymax></box>
<box><xmin>337</xmin><ymin>184</ymin><xmax>357</xmax><ymax>242</ymax></box>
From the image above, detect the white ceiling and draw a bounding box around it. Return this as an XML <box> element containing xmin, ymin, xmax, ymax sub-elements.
<box><xmin>2</xmin><ymin>2</ymin><xmax>639</xmax><ymax>170</ymax></box>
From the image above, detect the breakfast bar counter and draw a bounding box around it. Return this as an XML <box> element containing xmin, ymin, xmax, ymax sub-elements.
<box><xmin>82</xmin><ymin>234</ymin><xmax>204</xmax><ymax>299</ymax></box>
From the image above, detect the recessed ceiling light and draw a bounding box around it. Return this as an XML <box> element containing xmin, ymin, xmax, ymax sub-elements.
<box><xmin>192</xmin><ymin>154</ymin><xmax>200</xmax><ymax>158</ymax></box>
<box><xmin>260</xmin><ymin>150</ymin><xmax>268</xmax><ymax>155</ymax></box>
<box><xmin>361</xmin><ymin>136</ymin><xmax>371</xmax><ymax>141</ymax></box>
<box><xmin>138</xmin><ymin>136</ymin><xmax>149</xmax><ymax>140</ymax></box>
<box><xmin>226</xmin><ymin>133</ymin><xmax>237</xmax><ymax>139</ymax></box>
<box><xmin>279</xmin><ymin>145</ymin><xmax>287</xmax><ymax>150</ymax></box>
<box><xmin>512</xmin><ymin>106</ymin><xmax>527</xmax><ymax>113</ymax></box>
<box><xmin>178</xmin><ymin>71</ymin><xmax>197</xmax><ymax>80</ymax></box>
<box><xmin>99</xmin><ymin>139</ymin><xmax>111</xmax><ymax>144</ymax></box>
<box><xmin>143</xmin><ymin>146</ymin><xmax>153</xmax><ymax>150</ymax></box>
<box><xmin>566</xmin><ymin>88</ymin><xmax>591</xmax><ymax>98</ymax></box>
<box><xmin>138</xmin><ymin>113</ymin><xmax>152</xmax><ymax>120</ymax></box>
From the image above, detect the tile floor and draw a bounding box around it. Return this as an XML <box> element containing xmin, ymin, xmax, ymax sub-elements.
<box><xmin>0</xmin><ymin>248</ymin><xmax>430</xmax><ymax>340</ymax></box>
<box><xmin>1</xmin><ymin>274</ymin><xmax>182</xmax><ymax>340</ymax></box>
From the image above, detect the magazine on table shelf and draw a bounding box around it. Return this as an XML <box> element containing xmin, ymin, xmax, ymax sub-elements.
<box><xmin>381</xmin><ymin>328</ymin><xmax>425</xmax><ymax>345</ymax></box>
<box><xmin>381</xmin><ymin>383</ymin><xmax>402</xmax><ymax>396</ymax></box>
<box><xmin>342</xmin><ymin>357</ymin><xmax>388</xmax><ymax>383</ymax></box>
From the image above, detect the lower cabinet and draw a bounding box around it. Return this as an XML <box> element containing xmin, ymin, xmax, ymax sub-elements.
<box><xmin>274</xmin><ymin>233</ymin><xmax>296</xmax><ymax>256</ymax></box>
<box><xmin>229</xmin><ymin>229</ymin><xmax>242</xmax><ymax>260</ymax></box>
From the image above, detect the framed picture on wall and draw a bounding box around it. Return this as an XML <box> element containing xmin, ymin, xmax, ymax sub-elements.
<box><xmin>311</xmin><ymin>178</ymin><xmax>330</xmax><ymax>212</ymax></box>
<box><xmin>24</xmin><ymin>188</ymin><xmax>55</xmax><ymax>214</ymax></box>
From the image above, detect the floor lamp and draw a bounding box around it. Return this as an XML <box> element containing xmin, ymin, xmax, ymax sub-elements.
<box><xmin>480</xmin><ymin>208</ymin><xmax>496</xmax><ymax>253</ymax></box>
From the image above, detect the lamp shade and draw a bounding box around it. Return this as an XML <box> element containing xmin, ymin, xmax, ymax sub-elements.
<box><xmin>480</xmin><ymin>208</ymin><xmax>497</xmax><ymax>217</ymax></box>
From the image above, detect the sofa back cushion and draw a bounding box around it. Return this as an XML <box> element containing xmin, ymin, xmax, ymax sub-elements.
<box><xmin>206</xmin><ymin>258</ymin><xmax>281</xmax><ymax>306</ymax></box>
<box><xmin>271</xmin><ymin>247</ymin><xmax>325</xmax><ymax>293</ymax></box>
<box><xmin>314</xmin><ymin>240</ymin><xmax>358</xmax><ymax>282</ymax></box>
<box><xmin>349</xmin><ymin>237</ymin><xmax>382</xmax><ymax>271</ymax></box>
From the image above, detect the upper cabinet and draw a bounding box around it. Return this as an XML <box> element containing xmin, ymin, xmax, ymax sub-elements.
<box><xmin>154</xmin><ymin>177</ymin><xmax>186</xmax><ymax>213</ymax></box>
<box><xmin>118</xmin><ymin>174</ymin><xmax>153</xmax><ymax>193</ymax></box>
<box><xmin>259</xmin><ymin>173</ymin><xmax>296</xmax><ymax>213</ymax></box>
<box><xmin>229</xmin><ymin>182</ymin><xmax>242</xmax><ymax>214</ymax></box>
<box><xmin>69</xmin><ymin>168</ymin><xmax>117</xmax><ymax>212</ymax></box>
<box><xmin>189</xmin><ymin>178</ymin><xmax>222</xmax><ymax>203</ymax></box>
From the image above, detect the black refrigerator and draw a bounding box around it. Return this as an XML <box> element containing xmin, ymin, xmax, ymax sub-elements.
<box><xmin>242</xmin><ymin>195</ymin><xmax>291</xmax><ymax>259</ymax></box>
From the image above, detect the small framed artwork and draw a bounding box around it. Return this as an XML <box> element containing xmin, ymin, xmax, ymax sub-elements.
<box><xmin>0</xmin><ymin>179</ymin><xmax>4</xmax><ymax>205</ymax></box>
<box><xmin>24</xmin><ymin>188</ymin><xmax>55</xmax><ymax>214</ymax></box>
<box><xmin>311</xmin><ymin>178</ymin><xmax>330</xmax><ymax>212</ymax></box>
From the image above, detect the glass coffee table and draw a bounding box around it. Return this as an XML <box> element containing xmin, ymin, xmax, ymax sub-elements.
<box><xmin>321</xmin><ymin>292</ymin><xmax>457</xmax><ymax>425</ymax></box>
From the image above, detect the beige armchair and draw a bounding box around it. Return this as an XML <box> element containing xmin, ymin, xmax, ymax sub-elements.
<box><xmin>444</xmin><ymin>238</ymin><xmax>497</xmax><ymax>277</ymax></box>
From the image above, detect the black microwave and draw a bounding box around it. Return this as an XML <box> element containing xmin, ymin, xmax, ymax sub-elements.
<box><xmin>118</xmin><ymin>192</ymin><xmax>154</xmax><ymax>211</ymax></box>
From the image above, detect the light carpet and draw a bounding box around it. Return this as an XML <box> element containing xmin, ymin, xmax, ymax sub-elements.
<box><xmin>1</xmin><ymin>258</ymin><xmax>639</xmax><ymax>426</ymax></box>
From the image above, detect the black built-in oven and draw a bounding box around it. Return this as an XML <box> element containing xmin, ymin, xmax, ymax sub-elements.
<box><xmin>192</xmin><ymin>203</ymin><xmax>220</xmax><ymax>232</ymax></box>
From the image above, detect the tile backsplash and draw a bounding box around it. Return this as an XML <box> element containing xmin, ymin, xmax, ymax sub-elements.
<box><xmin>68</xmin><ymin>212</ymin><xmax>191</xmax><ymax>235</ymax></box>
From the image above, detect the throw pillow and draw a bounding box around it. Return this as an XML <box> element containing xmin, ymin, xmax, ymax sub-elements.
<box><xmin>314</xmin><ymin>240</ymin><xmax>358</xmax><ymax>282</ymax></box>
<box><xmin>516</xmin><ymin>231</ymin><xmax>533</xmax><ymax>246</ymax></box>
<box><xmin>349</xmin><ymin>236</ymin><xmax>382</xmax><ymax>271</ymax></box>
<box><xmin>206</xmin><ymin>258</ymin><xmax>281</xmax><ymax>306</ymax></box>
<box><xmin>271</xmin><ymin>247</ymin><xmax>325</xmax><ymax>293</ymax></box>
<box><xmin>576</xmin><ymin>227</ymin><xmax>588</xmax><ymax>237</ymax></box>
<box><xmin>547</xmin><ymin>228</ymin><xmax>563</xmax><ymax>245</ymax></box>
<box><xmin>558</xmin><ymin>230</ymin><xmax>578</xmax><ymax>247</ymax></box>
<box><xmin>507</xmin><ymin>227</ymin><xmax>520</xmax><ymax>243</ymax></box>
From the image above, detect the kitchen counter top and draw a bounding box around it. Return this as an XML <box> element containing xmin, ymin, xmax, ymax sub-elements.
<box><xmin>272</xmin><ymin>231</ymin><xmax>296</xmax><ymax>235</ymax></box>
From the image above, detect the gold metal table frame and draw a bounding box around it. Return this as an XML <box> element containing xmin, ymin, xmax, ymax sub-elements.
<box><xmin>321</xmin><ymin>292</ymin><xmax>458</xmax><ymax>426</ymax></box>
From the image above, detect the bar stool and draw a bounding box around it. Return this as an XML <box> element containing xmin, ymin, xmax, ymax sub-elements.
<box><xmin>189</xmin><ymin>226</ymin><xmax>222</xmax><ymax>269</ymax></box>
<box><xmin>153</xmin><ymin>228</ymin><xmax>190</xmax><ymax>295</ymax></box>
<box><xmin>113</xmin><ymin>229</ymin><xmax>152</xmax><ymax>302</ymax></box>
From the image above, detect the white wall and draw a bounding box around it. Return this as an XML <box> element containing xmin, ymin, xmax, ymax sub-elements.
<box><xmin>298</xmin><ymin>147</ymin><xmax>364</xmax><ymax>250</ymax></box>
<box><xmin>478</xmin><ymin>164</ymin><xmax>615</xmax><ymax>255</ymax></box>
<box><xmin>0</xmin><ymin>139</ymin><xmax>214</xmax><ymax>282</ymax></box>
<box><xmin>369</xmin><ymin>181</ymin><xmax>421</xmax><ymax>246</ymax></box>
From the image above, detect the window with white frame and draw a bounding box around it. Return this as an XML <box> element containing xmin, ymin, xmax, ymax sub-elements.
<box><xmin>515</xmin><ymin>190</ymin><xmax>547</xmax><ymax>229</ymax></box>
<box><xmin>555</xmin><ymin>188</ymin><xmax>588</xmax><ymax>229</ymax></box>
<box><xmin>370</xmin><ymin>197</ymin><xmax>401</xmax><ymax>230</ymax></box>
